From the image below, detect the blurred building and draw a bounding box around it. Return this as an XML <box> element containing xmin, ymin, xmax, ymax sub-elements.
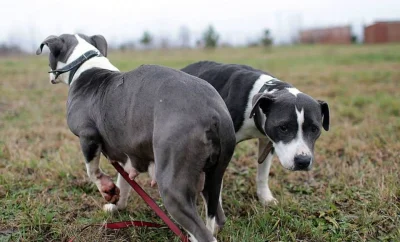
<box><xmin>364</xmin><ymin>21</ymin><xmax>400</xmax><ymax>44</ymax></box>
<box><xmin>299</xmin><ymin>26</ymin><xmax>352</xmax><ymax>44</ymax></box>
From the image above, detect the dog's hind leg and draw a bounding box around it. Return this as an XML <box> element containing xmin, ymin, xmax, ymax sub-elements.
<box><xmin>155</xmin><ymin>154</ymin><xmax>215</xmax><ymax>242</ymax></box>
<box><xmin>215</xmin><ymin>181</ymin><xmax>226</xmax><ymax>229</ymax></box>
<box><xmin>257</xmin><ymin>138</ymin><xmax>277</xmax><ymax>205</ymax></box>
<box><xmin>200</xmin><ymin>176</ymin><xmax>225</xmax><ymax>231</ymax></box>
<box><xmin>79</xmin><ymin>128</ymin><xmax>120</xmax><ymax>204</ymax></box>
<box><xmin>201</xmin><ymin>172</ymin><xmax>226</xmax><ymax>230</ymax></box>
<box><xmin>159</xmin><ymin>175</ymin><xmax>215</xmax><ymax>241</ymax></box>
<box><xmin>202</xmin><ymin>168</ymin><xmax>226</xmax><ymax>235</ymax></box>
<box><xmin>104</xmin><ymin>169</ymin><xmax>132</xmax><ymax>212</ymax></box>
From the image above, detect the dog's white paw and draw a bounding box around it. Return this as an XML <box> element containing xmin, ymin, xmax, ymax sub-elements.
<box><xmin>260</xmin><ymin>196</ymin><xmax>278</xmax><ymax>205</ymax></box>
<box><xmin>257</xmin><ymin>190</ymin><xmax>278</xmax><ymax>206</ymax></box>
<box><xmin>103</xmin><ymin>203</ymin><xmax>118</xmax><ymax>213</ymax></box>
<box><xmin>187</xmin><ymin>232</ymin><xmax>216</xmax><ymax>242</ymax></box>
<box><xmin>188</xmin><ymin>232</ymin><xmax>198</xmax><ymax>242</ymax></box>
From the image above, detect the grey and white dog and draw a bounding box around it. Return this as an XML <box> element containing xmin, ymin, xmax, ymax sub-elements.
<box><xmin>181</xmin><ymin>61</ymin><xmax>330</xmax><ymax>205</ymax></box>
<box><xmin>36</xmin><ymin>34</ymin><xmax>236</xmax><ymax>242</ymax></box>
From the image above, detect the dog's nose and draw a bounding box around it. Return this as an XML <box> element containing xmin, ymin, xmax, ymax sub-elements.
<box><xmin>294</xmin><ymin>155</ymin><xmax>312</xmax><ymax>170</ymax></box>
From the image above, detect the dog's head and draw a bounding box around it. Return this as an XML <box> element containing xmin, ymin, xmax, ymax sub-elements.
<box><xmin>36</xmin><ymin>33</ymin><xmax>108</xmax><ymax>84</ymax></box>
<box><xmin>250</xmin><ymin>88</ymin><xmax>329</xmax><ymax>171</ymax></box>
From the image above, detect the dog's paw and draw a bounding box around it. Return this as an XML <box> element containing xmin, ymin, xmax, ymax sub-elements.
<box><xmin>99</xmin><ymin>175</ymin><xmax>120</xmax><ymax>204</ymax></box>
<box><xmin>261</xmin><ymin>196</ymin><xmax>278</xmax><ymax>206</ymax></box>
<box><xmin>206</xmin><ymin>217</ymin><xmax>217</xmax><ymax>235</ymax></box>
<box><xmin>103</xmin><ymin>201</ymin><xmax>128</xmax><ymax>213</ymax></box>
<box><xmin>103</xmin><ymin>203</ymin><xmax>118</xmax><ymax>213</ymax></box>
<box><xmin>257</xmin><ymin>191</ymin><xmax>278</xmax><ymax>206</ymax></box>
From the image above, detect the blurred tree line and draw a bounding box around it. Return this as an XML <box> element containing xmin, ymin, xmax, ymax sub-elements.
<box><xmin>0</xmin><ymin>25</ymin><xmax>275</xmax><ymax>55</ymax></box>
<box><xmin>117</xmin><ymin>25</ymin><xmax>273</xmax><ymax>51</ymax></box>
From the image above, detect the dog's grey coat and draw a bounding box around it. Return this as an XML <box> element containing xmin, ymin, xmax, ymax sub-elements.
<box><xmin>71</xmin><ymin>65</ymin><xmax>236</xmax><ymax>240</ymax></box>
<box><xmin>68</xmin><ymin>65</ymin><xmax>233</xmax><ymax>171</ymax></box>
<box><xmin>38</xmin><ymin>34</ymin><xmax>236</xmax><ymax>242</ymax></box>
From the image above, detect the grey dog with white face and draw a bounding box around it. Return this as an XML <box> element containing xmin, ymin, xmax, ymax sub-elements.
<box><xmin>181</xmin><ymin>61</ymin><xmax>330</xmax><ymax>205</ymax></box>
<box><xmin>37</xmin><ymin>34</ymin><xmax>236</xmax><ymax>242</ymax></box>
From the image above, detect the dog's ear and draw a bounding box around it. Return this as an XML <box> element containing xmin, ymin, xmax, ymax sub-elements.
<box><xmin>90</xmin><ymin>35</ymin><xmax>108</xmax><ymax>57</ymax></box>
<box><xmin>250</xmin><ymin>93</ymin><xmax>275</xmax><ymax>135</ymax></box>
<box><xmin>318</xmin><ymin>100</ymin><xmax>330</xmax><ymax>131</ymax></box>
<box><xmin>250</xmin><ymin>93</ymin><xmax>275</xmax><ymax>118</ymax></box>
<box><xmin>36</xmin><ymin>35</ymin><xmax>63</xmax><ymax>56</ymax></box>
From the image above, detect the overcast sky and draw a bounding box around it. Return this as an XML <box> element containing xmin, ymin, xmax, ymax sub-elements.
<box><xmin>1</xmin><ymin>0</ymin><xmax>399</xmax><ymax>51</ymax></box>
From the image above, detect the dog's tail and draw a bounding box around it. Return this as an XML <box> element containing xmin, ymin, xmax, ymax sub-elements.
<box><xmin>206</xmin><ymin>113</ymin><xmax>236</xmax><ymax>170</ymax></box>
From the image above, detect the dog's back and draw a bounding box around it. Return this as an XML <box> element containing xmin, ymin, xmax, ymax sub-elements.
<box><xmin>182</xmin><ymin>61</ymin><xmax>269</xmax><ymax>132</ymax></box>
<box><xmin>68</xmin><ymin>64</ymin><xmax>234</xmax><ymax>163</ymax></box>
<box><xmin>181</xmin><ymin>61</ymin><xmax>265</xmax><ymax>92</ymax></box>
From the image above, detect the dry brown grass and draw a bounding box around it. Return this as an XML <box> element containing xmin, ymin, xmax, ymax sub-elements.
<box><xmin>1</xmin><ymin>44</ymin><xmax>399</xmax><ymax>241</ymax></box>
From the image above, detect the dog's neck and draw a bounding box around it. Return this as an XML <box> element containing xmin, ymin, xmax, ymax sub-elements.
<box><xmin>69</xmin><ymin>55</ymin><xmax>119</xmax><ymax>85</ymax></box>
<box><xmin>57</xmin><ymin>35</ymin><xmax>119</xmax><ymax>86</ymax></box>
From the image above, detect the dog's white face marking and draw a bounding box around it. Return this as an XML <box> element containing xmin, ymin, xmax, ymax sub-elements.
<box><xmin>273</xmin><ymin>107</ymin><xmax>312</xmax><ymax>170</ymax></box>
<box><xmin>287</xmin><ymin>87</ymin><xmax>302</xmax><ymax>97</ymax></box>
<box><xmin>51</xmin><ymin>35</ymin><xmax>119</xmax><ymax>85</ymax></box>
<box><xmin>49</xmin><ymin>73</ymin><xmax>58</xmax><ymax>84</ymax></box>
<box><xmin>236</xmin><ymin>74</ymin><xmax>278</xmax><ymax>142</ymax></box>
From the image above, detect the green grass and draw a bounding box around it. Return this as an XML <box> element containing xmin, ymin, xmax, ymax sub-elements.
<box><xmin>1</xmin><ymin>44</ymin><xmax>400</xmax><ymax>241</ymax></box>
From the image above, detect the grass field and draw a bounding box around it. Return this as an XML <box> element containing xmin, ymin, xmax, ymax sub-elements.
<box><xmin>1</xmin><ymin>44</ymin><xmax>400</xmax><ymax>241</ymax></box>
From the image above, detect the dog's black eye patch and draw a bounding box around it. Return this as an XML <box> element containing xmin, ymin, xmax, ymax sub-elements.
<box><xmin>266</xmin><ymin>120</ymin><xmax>297</xmax><ymax>144</ymax></box>
<box><xmin>302</xmin><ymin>121</ymin><xmax>322</xmax><ymax>146</ymax></box>
<box><xmin>279</xmin><ymin>124</ymin><xmax>289</xmax><ymax>133</ymax></box>
<box><xmin>310</xmin><ymin>125</ymin><xmax>319</xmax><ymax>133</ymax></box>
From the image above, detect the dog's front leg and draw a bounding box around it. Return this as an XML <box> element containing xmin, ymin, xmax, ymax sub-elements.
<box><xmin>80</xmin><ymin>129</ymin><xmax>120</xmax><ymax>204</ymax></box>
<box><xmin>104</xmin><ymin>160</ymin><xmax>138</xmax><ymax>212</ymax></box>
<box><xmin>257</xmin><ymin>139</ymin><xmax>278</xmax><ymax>205</ymax></box>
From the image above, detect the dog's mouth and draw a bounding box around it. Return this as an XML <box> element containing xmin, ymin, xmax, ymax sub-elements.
<box><xmin>293</xmin><ymin>166</ymin><xmax>312</xmax><ymax>171</ymax></box>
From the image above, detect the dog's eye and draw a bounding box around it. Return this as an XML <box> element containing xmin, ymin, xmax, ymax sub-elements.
<box><xmin>279</xmin><ymin>125</ymin><xmax>288</xmax><ymax>133</ymax></box>
<box><xmin>311</xmin><ymin>125</ymin><xmax>319</xmax><ymax>133</ymax></box>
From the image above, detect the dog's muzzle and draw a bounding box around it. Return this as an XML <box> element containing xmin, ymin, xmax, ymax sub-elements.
<box><xmin>48</xmin><ymin>50</ymin><xmax>102</xmax><ymax>85</ymax></box>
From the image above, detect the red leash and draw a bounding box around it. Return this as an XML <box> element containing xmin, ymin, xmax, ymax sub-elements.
<box><xmin>111</xmin><ymin>162</ymin><xmax>189</xmax><ymax>242</ymax></box>
<box><xmin>69</xmin><ymin>162</ymin><xmax>189</xmax><ymax>242</ymax></box>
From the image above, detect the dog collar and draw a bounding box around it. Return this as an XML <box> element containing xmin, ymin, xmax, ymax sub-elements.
<box><xmin>252</xmin><ymin>80</ymin><xmax>278</xmax><ymax>136</ymax></box>
<box><xmin>255</xmin><ymin>80</ymin><xmax>277</xmax><ymax>161</ymax></box>
<box><xmin>48</xmin><ymin>50</ymin><xmax>102</xmax><ymax>85</ymax></box>
<box><xmin>258</xmin><ymin>78</ymin><xmax>279</xmax><ymax>93</ymax></box>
